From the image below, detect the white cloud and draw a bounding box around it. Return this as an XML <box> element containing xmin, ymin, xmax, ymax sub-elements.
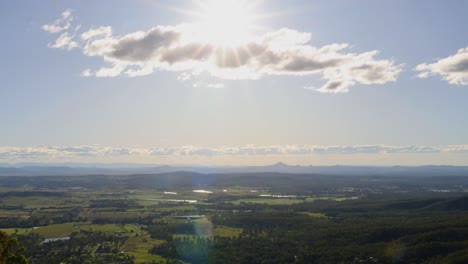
<box><xmin>94</xmin><ymin>64</ymin><xmax>125</xmax><ymax>77</ymax></box>
<box><xmin>81</xmin><ymin>69</ymin><xmax>92</xmax><ymax>77</ymax></box>
<box><xmin>415</xmin><ymin>47</ymin><xmax>468</xmax><ymax>85</ymax></box>
<box><xmin>81</xmin><ymin>26</ymin><xmax>112</xmax><ymax>40</ymax></box>
<box><xmin>43</xmin><ymin>11</ymin><xmax>80</xmax><ymax>50</ymax></box>
<box><xmin>41</xmin><ymin>10</ymin><xmax>73</xmax><ymax>33</ymax></box>
<box><xmin>443</xmin><ymin>145</ymin><xmax>468</xmax><ymax>153</ymax></box>
<box><xmin>177</xmin><ymin>72</ymin><xmax>192</xmax><ymax>82</ymax></box>
<box><xmin>48</xmin><ymin>32</ymin><xmax>79</xmax><ymax>50</ymax></box>
<box><xmin>2</xmin><ymin>145</ymin><xmax>465</xmax><ymax>161</ymax></box>
<box><xmin>43</xmin><ymin>10</ymin><xmax>402</xmax><ymax>93</ymax></box>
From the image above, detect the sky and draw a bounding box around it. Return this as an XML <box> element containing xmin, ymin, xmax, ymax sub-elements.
<box><xmin>1</xmin><ymin>0</ymin><xmax>468</xmax><ymax>166</ymax></box>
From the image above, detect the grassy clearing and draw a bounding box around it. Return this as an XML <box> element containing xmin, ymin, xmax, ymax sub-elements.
<box><xmin>154</xmin><ymin>205</ymin><xmax>198</xmax><ymax>212</ymax></box>
<box><xmin>88</xmin><ymin>211</ymin><xmax>149</xmax><ymax>220</ymax></box>
<box><xmin>81</xmin><ymin>223</ymin><xmax>125</xmax><ymax>233</ymax></box>
<box><xmin>300</xmin><ymin>212</ymin><xmax>328</xmax><ymax>218</ymax></box>
<box><xmin>1</xmin><ymin>228</ymin><xmax>33</xmax><ymax>236</ymax></box>
<box><xmin>137</xmin><ymin>200</ymin><xmax>196</xmax><ymax>206</ymax></box>
<box><xmin>123</xmin><ymin>235</ymin><xmax>165</xmax><ymax>264</ymax></box>
<box><xmin>304</xmin><ymin>196</ymin><xmax>349</xmax><ymax>202</ymax></box>
<box><xmin>0</xmin><ymin>210</ymin><xmax>30</xmax><ymax>218</ymax></box>
<box><xmin>214</xmin><ymin>226</ymin><xmax>242</xmax><ymax>237</ymax></box>
<box><xmin>1</xmin><ymin>222</ymin><xmax>144</xmax><ymax>238</ymax></box>
<box><xmin>0</xmin><ymin>196</ymin><xmax>68</xmax><ymax>209</ymax></box>
<box><xmin>126</xmin><ymin>193</ymin><xmax>164</xmax><ymax>200</ymax></box>
<box><xmin>122</xmin><ymin>224</ymin><xmax>141</xmax><ymax>233</ymax></box>
<box><xmin>231</xmin><ymin>198</ymin><xmax>304</xmax><ymax>205</ymax></box>
<box><xmin>3</xmin><ymin>222</ymin><xmax>80</xmax><ymax>237</ymax></box>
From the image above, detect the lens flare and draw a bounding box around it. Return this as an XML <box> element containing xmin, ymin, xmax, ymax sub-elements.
<box><xmin>193</xmin><ymin>0</ymin><xmax>258</xmax><ymax>46</ymax></box>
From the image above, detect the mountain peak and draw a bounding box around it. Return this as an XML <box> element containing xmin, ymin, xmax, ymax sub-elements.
<box><xmin>272</xmin><ymin>162</ymin><xmax>289</xmax><ymax>167</ymax></box>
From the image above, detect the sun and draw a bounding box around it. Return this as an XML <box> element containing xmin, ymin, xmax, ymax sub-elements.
<box><xmin>193</xmin><ymin>0</ymin><xmax>258</xmax><ymax>46</ymax></box>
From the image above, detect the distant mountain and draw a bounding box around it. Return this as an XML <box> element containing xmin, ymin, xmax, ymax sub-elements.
<box><xmin>1</xmin><ymin>163</ymin><xmax>468</xmax><ymax>176</ymax></box>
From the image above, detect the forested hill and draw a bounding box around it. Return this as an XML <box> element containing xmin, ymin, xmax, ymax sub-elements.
<box><xmin>2</xmin><ymin>164</ymin><xmax>468</xmax><ymax>177</ymax></box>
<box><xmin>0</xmin><ymin>172</ymin><xmax>467</xmax><ymax>195</ymax></box>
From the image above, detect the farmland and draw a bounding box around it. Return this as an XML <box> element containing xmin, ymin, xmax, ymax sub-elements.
<box><xmin>0</xmin><ymin>172</ymin><xmax>468</xmax><ymax>263</ymax></box>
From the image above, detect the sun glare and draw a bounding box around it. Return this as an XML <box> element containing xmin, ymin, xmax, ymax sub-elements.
<box><xmin>194</xmin><ymin>0</ymin><xmax>257</xmax><ymax>46</ymax></box>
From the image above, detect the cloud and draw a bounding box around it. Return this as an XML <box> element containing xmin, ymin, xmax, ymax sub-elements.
<box><xmin>443</xmin><ymin>145</ymin><xmax>468</xmax><ymax>153</ymax></box>
<box><xmin>383</xmin><ymin>145</ymin><xmax>440</xmax><ymax>154</ymax></box>
<box><xmin>415</xmin><ymin>47</ymin><xmax>468</xmax><ymax>85</ymax></box>
<box><xmin>43</xmin><ymin>10</ymin><xmax>402</xmax><ymax>93</ymax></box>
<box><xmin>48</xmin><ymin>32</ymin><xmax>80</xmax><ymax>50</ymax></box>
<box><xmin>1</xmin><ymin>145</ymin><xmax>465</xmax><ymax>161</ymax></box>
<box><xmin>41</xmin><ymin>10</ymin><xmax>73</xmax><ymax>33</ymax></box>
<box><xmin>81</xmin><ymin>26</ymin><xmax>112</xmax><ymax>40</ymax></box>
<box><xmin>42</xmin><ymin>10</ymin><xmax>80</xmax><ymax>50</ymax></box>
<box><xmin>81</xmin><ymin>69</ymin><xmax>93</xmax><ymax>77</ymax></box>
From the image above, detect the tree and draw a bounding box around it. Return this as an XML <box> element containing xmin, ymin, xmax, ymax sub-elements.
<box><xmin>0</xmin><ymin>231</ymin><xmax>28</xmax><ymax>264</ymax></box>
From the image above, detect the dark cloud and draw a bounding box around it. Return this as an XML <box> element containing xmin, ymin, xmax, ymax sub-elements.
<box><xmin>110</xmin><ymin>28</ymin><xmax>181</xmax><ymax>62</ymax></box>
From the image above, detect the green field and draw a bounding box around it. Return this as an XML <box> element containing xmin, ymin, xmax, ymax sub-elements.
<box><xmin>214</xmin><ymin>226</ymin><xmax>243</xmax><ymax>237</ymax></box>
<box><xmin>231</xmin><ymin>198</ymin><xmax>305</xmax><ymax>205</ymax></box>
<box><xmin>1</xmin><ymin>222</ymin><xmax>142</xmax><ymax>238</ymax></box>
<box><xmin>300</xmin><ymin>212</ymin><xmax>328</xmax><ymax>218</ymax></box>
<box><xmin>123</xmin><ymin>235</ymin><xmax>165</xmax><ymax>264</ymax></box>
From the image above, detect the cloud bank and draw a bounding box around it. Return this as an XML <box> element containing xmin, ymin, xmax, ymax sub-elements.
<box><xmin>1</xmin><ymin>145</ymin><xmax>468</xmax><ymax>161</ymax></box>
<box><xmin>42</xmin><ymin>10</ymin><xmax>402</xmax><ymax>93</ymax></box>
<box><xmin>416</xmin><ymin>47</ymin><xmax>468</xmax><ymax>85</ymax></box>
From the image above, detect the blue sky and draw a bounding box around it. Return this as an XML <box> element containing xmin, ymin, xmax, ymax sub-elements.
<box><xmin>1</xmin><ymin>0</ymin><xmax>468</xmax><ymax>165</ymax></box>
